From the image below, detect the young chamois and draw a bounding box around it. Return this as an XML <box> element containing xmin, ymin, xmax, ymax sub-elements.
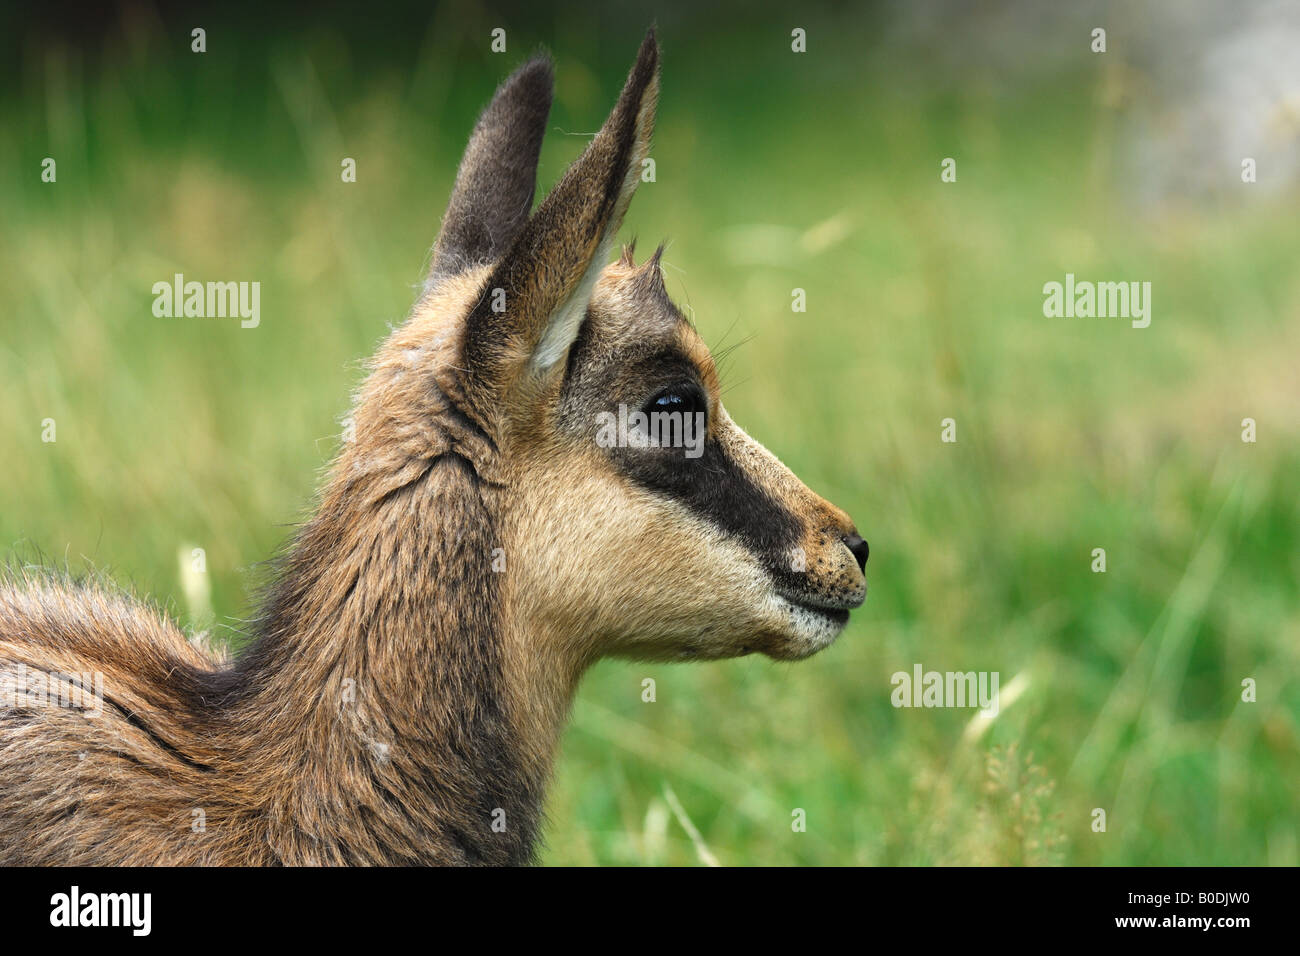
<box><xmin>0</xmin><ymin>30</ymin><xmax>868</xmax><ymax>865</ymax></box>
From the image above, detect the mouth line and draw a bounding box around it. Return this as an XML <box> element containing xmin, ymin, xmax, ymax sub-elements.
<box><xmin>775</xmin><ymin>590</ymin><xmax>857</xmax><ymax>620</ymax></box>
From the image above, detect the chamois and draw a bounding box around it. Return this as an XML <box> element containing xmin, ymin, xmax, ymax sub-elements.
<box><xmin>0</xmin><ymin>30</ymin><xmax>869</xmax><ymax>865</ymax></box>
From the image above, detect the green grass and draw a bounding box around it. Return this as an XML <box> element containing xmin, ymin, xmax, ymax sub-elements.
<box><xmin>2</xmin><ymin>8</ymin><xmax>1297</xmax><ymax>865</ymax></box>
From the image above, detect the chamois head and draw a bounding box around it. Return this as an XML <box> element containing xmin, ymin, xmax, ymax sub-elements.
<box><xmin>361</xmin><ymin>30</ymin><xmax>867</xmax><ymax>667</ymax></box>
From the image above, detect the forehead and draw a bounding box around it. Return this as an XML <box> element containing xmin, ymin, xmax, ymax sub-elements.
<box><xmin>565</xmin><ymin>260</ymin><xmax>719</xmax><ymax>398</ymax></box>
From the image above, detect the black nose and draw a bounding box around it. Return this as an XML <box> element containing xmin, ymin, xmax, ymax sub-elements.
<box><xmin>842</xmin><ymin>533</ymin><xmax>869</xmax><ymax>572</ymax></box>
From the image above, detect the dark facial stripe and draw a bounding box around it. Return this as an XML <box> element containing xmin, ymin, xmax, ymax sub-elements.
<box><xmin>609</xmin><ymin>437</ymin><xmax>803</xmax><ymax>578</ymax></box>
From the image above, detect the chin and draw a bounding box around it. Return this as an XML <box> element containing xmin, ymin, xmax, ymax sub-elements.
<box><xmin>631</xmin><ymin>593</ymin><xmax>856</xmax><ymax>662</ymax></box>
<box><xmin>753</xmin><ymin>597</ymin><xmax>854</xmax><ymax>661</ymax></box>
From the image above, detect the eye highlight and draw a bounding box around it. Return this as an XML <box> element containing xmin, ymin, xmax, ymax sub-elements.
<box><xmin>643</xmin><ymin>385</ymin><xmax>708</xmax><ymax>425</ymax></box>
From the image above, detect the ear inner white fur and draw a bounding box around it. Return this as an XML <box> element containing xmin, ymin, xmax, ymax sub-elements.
<box><xmin>527</xmin><ymin>82</ymin><xmax>655</xmax><ymax>376</ymax></box>
<box><xmin>529</xmin><ymin>238</ymin><xmax>613</xmax><ymax>373</ymax></box>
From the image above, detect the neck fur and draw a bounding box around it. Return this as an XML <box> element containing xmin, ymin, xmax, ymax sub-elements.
<box><xmin>227</xmin><ymin>424</ymin><xmax>576</xmax><ymax>864</ymax></box>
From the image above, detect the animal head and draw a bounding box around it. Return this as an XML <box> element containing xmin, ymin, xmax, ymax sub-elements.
<box><xmin>356</xmin><ymin>30</ymin><xmax>867</xmax><ymax>664</ymax></box>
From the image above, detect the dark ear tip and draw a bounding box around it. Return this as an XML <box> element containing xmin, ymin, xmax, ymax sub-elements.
<box><xmin>506</xmin><ymin>55</ymin><xmax>555</xmax><ymax>93</ymax></box>
<box><xmin>618</xmin><ymin>28</ymin><xmax>657</xmax><ymax>103</ymax></box>
<box><xmin>518</xmin><ymin>54</ymin><xmax>555</xmax><ymax>76</ymax></box>
<box><xmin>642</xmin><ymin>25</ymin><xmax>660</xmax><ymax>60</ymax></box>
<box><xmin>493</xmin><ymin>56</ymin><xmax>554</xmax><ymax>114</ymax></box>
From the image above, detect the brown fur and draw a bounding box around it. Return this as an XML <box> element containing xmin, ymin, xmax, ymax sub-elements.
<box><xmin>0</xmin><ymin>30</ymin><xmax>867</xmax><ymax>865</ymax></box>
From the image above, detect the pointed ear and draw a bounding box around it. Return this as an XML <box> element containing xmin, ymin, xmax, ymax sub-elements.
<box><xmin>462</xmin><ymin>29</ymin><xmax>660</xmax><ymax>401</ymax></box>
<box><xmin>427</xmin><ymin>57</ymin><xmax>554</xmax><ymax>289</ymax></box>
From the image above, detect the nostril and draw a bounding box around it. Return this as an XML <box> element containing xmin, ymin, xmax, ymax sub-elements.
<box><xmin>842</xmin><ymin>533</ymin><xmax>869</xmax><ymax>572</ymax></box>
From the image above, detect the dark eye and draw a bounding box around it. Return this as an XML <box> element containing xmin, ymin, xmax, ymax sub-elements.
<box><xmin>643</xmin><ymin>386</ymin><xmax>708</xmax><ymax>423</ymax></box>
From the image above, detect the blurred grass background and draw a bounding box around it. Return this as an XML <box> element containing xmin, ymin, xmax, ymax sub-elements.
<box><xmin>1</xmin><ymin>1</ymin><xmax>1297</xmax><ymax>865</ymax></box>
